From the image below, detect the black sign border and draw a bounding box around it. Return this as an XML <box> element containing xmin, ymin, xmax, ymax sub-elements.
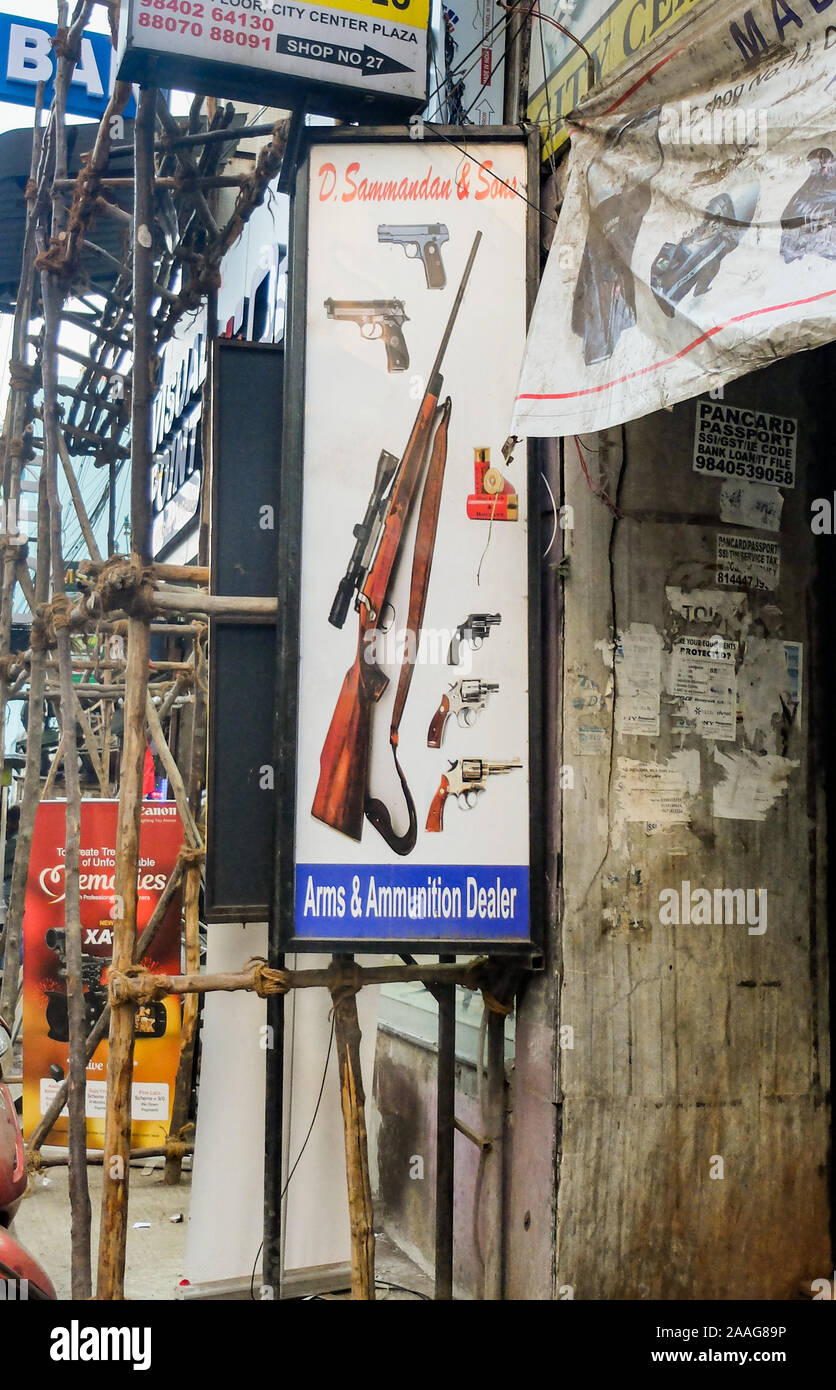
<box><xmin>275</xmin><ymin>124</ymin><xmax>543</xmax><ymax>956</ymax></box>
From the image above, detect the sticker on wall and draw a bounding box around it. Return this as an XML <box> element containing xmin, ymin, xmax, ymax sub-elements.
<box><xmin>737</xmin><ymin>638</ymin><xmax>803</xmax><ymax>750</ymax></box>
<box><xmin>668</xmin><ymin>636</ymin><xmax>737</xmax><ymax>741</ymax></box>
<box><xmin>716</xmin><ymin>534</ymin><xmax>780</xmax><ymax>591</ymax></box>
<box><xmin>665</xmin><ymin>588</ymin><xmax>746</xmax><ymax>624</ymax></box>
<box><xmin>612</xmin><ymin>623</ymin><xmax>662</xmax><ymax>738</ymax></box>
<box><xmin>718</xmin><ymin>480</ymin><xmax>783</xmax><ymax>533</ymax></box>
<box><xmin>693</xmin><ymin>401</ymin><xmax>797</xmax><ymax>490</ymax></box>
<box><xmin>615</xmin><ymin>751</ymin><xmax>700</xmax><ymax>825</ymax></box>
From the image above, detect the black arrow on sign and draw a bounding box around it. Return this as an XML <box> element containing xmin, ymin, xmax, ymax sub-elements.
<box><xmin>274</xmin><ymin>35</ymin><xmax>412</xmax><ymax>77</ymax></box>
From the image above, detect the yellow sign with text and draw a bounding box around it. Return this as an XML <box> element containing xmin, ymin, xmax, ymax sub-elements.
<box><xmin>297</xmin><ymin>0</ymin><xmax>430</xmax><ymax>30</ymax></box>
<box><xmin>527</xmin><ymin>0</ymin><xmax>708</xmax><ymax>159</ymax></box>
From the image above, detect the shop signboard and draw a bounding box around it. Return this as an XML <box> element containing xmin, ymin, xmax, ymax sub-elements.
<box><xmin>116</xmin><ymin>0</ymin><xmax>431</xmax><ymax>120</ymax></box>
<box><xmin>22</xmin><ymin>801</ymin><xmax>184</xmax><ymax>1150</ymax></box>
<box><xmin>276</xmin><ymin>126</ymin><xmax>541</xmax><ymax>952</ymax></box>
<box><xmin>526</xmin><ymin>0</ymin><xmax>707</xmax><ymax>160</ymax></box>
<box><xmin>513</xmin><ymin>0</ymin><xmax>836</xmax><ymax>437</ymax></box>
<box><xmin>0</xmin><ymin>10</ymin><xmax>137</xmax><ymax>119</ymax></box>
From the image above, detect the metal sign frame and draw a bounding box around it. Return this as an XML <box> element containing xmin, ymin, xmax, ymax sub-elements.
<box><xmin>273</xmin><ymin>124</ymin><xmax>543</xmax><ymax>956</ymax></box>
<box><xmin>116</xmin><ymin>0</ymin><xmax>431</xmax><ymax>122</ymax></box>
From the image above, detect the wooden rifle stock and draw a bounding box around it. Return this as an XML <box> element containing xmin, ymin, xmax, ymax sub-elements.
<box><xmin>312</xmin><ymin>641</ymin><xmax>388</xmax><ymax>840</ymax></box>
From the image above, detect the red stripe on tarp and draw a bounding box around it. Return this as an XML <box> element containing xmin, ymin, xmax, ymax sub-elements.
<box><xmin>515</xmin><ymin>285</ymin><xmax>836</xmax><ymax>403</ymax></box>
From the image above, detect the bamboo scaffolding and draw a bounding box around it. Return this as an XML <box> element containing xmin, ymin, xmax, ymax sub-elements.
<box><xmin>97</xmin><ymin>86</ymin><xmax>157</xmax><ymax>1302</ymax></box>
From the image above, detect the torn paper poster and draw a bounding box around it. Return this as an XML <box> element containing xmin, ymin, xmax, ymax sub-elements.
<box><xmin>511</xmin><ymin>0</ymin><xmax>836</xmax><ymax>438</ymax></box>
<box><xmin>692</xmin><ymin>400</ymin><xmax>796</xmax><ymax>490</ymax></box>
<box><xmin>716</xmin><ymin>534</ymin><xmax>780</xmax><ymax>592</ymax></box>
<box><xmin>613</xmin><ymin>623</ymin><xmax>662</xmax><ymax>737</ymax></box>
<box><xmin>712</xmin><ymin>748</ymin><xmax>798</xmax><ymax>821</ymax></box>
<box><xmin>665</xmin><ymin>588</ymin><xmax>745</xmax><ymax>625</ymax></box>
<box><xmin>668</xmin><ymin>636</ymin><xmax>737</xmax><ymax>742</ymax></box>
<box><xmin>737</xmin><ymin>638</ymin><xmax>803</xmax><ymax>749</ymax></box>
<box><xmin>718</xmin><ymin>481</ymin><xmax>783</xmax><ymax>534</ymax></box>
<box><xmin>615</xmin><ymin>750</ymin><xmax>700</xmax><ymax>824</ymax></box>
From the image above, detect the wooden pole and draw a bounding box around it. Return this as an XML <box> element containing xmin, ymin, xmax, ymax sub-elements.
<box><xmin>329</xmin><ymin>965</ymin><xmax>375</xmax><ymax>1300</ymax></box>
<box><xmin>163</xmin><ymin>862</ymin><xmax>201</xmax><ymax>1185</ymax></box>
<box><xmin>97</xmin><ymin>86</ymin><xmax>157</xmax><ymax>1302</ymax></box>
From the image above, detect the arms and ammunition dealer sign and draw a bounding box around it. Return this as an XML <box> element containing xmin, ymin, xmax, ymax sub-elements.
<box><xmin>116</xmin><ymin>0</ymin><xmax>430</xmax><ymax>119</ymax></box>
<box><xmin>279</xmin><ymin>129</ymin><xmax>539</xmax><ymax>952</ymax></box>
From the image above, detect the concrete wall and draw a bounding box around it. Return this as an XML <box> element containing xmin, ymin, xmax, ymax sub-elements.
<box><xmin>552</xmin><ymin>347</ymin><xmax>831</xmax><ymax>1299</ymax></box>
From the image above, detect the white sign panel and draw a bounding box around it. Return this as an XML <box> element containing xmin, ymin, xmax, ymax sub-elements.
<box><xmin>692</xmin><ymin>400</ymin><xmax>797</xmax><ymax>490</ymax></box>
<box><xmin>287</xmin><ymin>133</ymin><xmax>534</xmax><ymax>949</ymax></box>
<box><xmin>117</xmin><ymin>0</ymin><xmax>430</xmax><ymax>116</ymax></box>
<box><xmin>512</xmin><ymin>0</ymin><xmax>836</xmax><ymax>437</ymax></box>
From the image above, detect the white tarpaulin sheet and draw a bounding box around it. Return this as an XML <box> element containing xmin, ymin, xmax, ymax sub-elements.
<box><xmin>512</xmin><ymin>0</ymin><xmax>836</xmax><ymax>438</ymax></box>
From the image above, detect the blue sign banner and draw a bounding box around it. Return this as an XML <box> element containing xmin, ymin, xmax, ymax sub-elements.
<box><xmin>295</xmin><ymin>863</ymin><xmax>530</xmax><ymax>942</ymax></box>
<box><xmin>0</xmin><ymin>12</ymin><xmax>136</xmax><ymax>119</ymax></box>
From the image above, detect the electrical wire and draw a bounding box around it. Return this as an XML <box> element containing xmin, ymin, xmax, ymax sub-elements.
<box><xmin>423</xmin><ymin>124</ymin><xmax>558</xmax><ymax>224</ymax></box>
<box><xmin>541</xmin><ymin>467</ymin><xmax>558</xmax><ymax>559</ymax></box>
<box><xmin>249</xmin><ymin>1014</ymin><xmax>336</xmax><ymax>1301</ymax></box>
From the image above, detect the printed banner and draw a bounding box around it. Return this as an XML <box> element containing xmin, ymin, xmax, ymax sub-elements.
<box><xmin>512</xmin><ymin>0</ymin><xmax>836</xmax><ymax>437</ymax></box>
<box><xmin>290</xmin><ymin>133</ymin><xmax>533</xmax><ymax>949</ymax></box>
<box><xmin>22</xmin><ymin>801</ymin><xmax>183</xmax><ymax>1150</ymax></box>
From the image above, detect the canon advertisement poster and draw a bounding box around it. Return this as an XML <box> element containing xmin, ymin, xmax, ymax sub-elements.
<box><xmin>22</xmin><ymin>801</ymin><xmax>183</xmax><ymax>1149</ymax></box>
<box><xmin>290</xmin><ymin>132</ymin><xmax>535</xmax><ymax>950</ymax></box>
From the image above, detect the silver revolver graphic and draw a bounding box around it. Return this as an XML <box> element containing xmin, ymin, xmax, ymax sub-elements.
<box><xmin>427</xmin><ymin>679</ymin><xmax>499</xmax><ymax>748</ymax></box>
<box><xmin>426</xmin><ymin>758</ymin><xmax>522</xmax><ymax>831</ymax></box>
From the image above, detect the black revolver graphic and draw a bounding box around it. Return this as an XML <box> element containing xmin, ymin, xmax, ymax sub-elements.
<box><xmin>378</xmin><ymin>224</ymin><xmax>450</xmax><ymax>289</ymax></box>
<box><xmin>324</xmin><ymin>298</ymin><xmax>409</xmax><ymax>372</ymax></box>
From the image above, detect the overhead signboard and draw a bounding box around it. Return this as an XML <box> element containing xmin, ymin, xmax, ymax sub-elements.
<box><xmin>526</xmin><ymin>0</ymin><xmax>707</xmax><ymax>160</ymax></box>
<box><xmin>0</xmin><ymin>11</ymin><xmax>136</xmax><ymax>119</ymax></box>
<box><xmin>117</xmin><ymin>0</ymin><xmax>430</xmax><ymax>120</ymax></box>
<box><xmin>275</xmin><ymin>127</ymin><xmax>542</xmax><ymax>953</ymax></box>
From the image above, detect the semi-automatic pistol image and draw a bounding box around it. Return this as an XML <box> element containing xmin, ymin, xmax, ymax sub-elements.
<box><xmin>324</xmin><ymin>298</ymin><xmax>410</xmax><ymax>372</ymax></box>
<box><xmin>378</xmin><ymin>224</ymin><xmax>450</xmax><ymax>289</ymax></box>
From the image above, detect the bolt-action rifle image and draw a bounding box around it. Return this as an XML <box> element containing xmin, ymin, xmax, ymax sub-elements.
<box><xmin>378</xmin><ymin>223</ymin><xmax>450</xmax><ymax>289</ymax></box>
<box><xmin>426</xmin><ymin>758</ymin><xmax>522</xmax><ymax>831</ymax></box>
<box><xmin>44</xmin><ymin>927</ymin><xmax>167</xmax><ymax>1042</ymax></box>
<box><xmin>313</xmin><ymin>233</ymin><xmax>482</xmax><ymax>850</ymax></box>
<box><xmin>448</xmin><ymin>612</ymin><xmax>501</xmax><ymax>665</ymax></box>
<box><xmin>324</xmin><ymin>298</ymin><xmax>410</xmax><ymax>372</ymax></box>
<box><xmin>427</xmin><ymin>679</ymin><xmax>499</xmax><ymax>748</ymax></box>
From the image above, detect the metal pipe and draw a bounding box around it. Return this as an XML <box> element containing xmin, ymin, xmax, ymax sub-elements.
<box><xmin>482</xmin><ymin>1011</ymin><xmax>506</xmax><ymax>1300</ymax></box>
<box><xmin>435</xmin><ymin>953</ymin><xmax>455</xmax><ymax>1300</ymax></box>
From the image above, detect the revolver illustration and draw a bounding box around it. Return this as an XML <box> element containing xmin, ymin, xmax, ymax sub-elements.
<box><xmin>426</xmin><ymin>758</ymin><xmax>522</xmax><ymax>831</ymax></box>
<box><xmin>378</xmin><ymin>223</ymin><xmax>450</xmax><ymax>290</ymax></box>
<box><xmin>428</xmin><ymin>679</ymin><xmax>499</xmax><ymax>748</ymax></box>
<box><xmin>448</xmin><ymin>613</ymin><xmax>501</xmax><ymax>665</ymax></box>
<box><xmin>324</xmin><ymin>298</ymin><xmax>409</xmax><ymax>372</ymax></box>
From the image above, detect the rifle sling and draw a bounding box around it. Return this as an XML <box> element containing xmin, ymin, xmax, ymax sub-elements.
<box><xmin>365</xmin><ymin>397</ymin><xmax>452</xmax><ymax>856</ymax></box>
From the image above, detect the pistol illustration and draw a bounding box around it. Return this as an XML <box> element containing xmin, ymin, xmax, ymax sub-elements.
<box><xmin>426</xmin><ymin>758</ymin><xmax>522</xmax><ymax>831</ymax></box>
<box><xmin>428</xmin><ymin>679</ymin><xmax>499</xmax><ymax>748</ymax></box>
<box><xmin>448</xmin><ymin>613</ymin><xmax>501</xmax><ymax>665</ymax></box>
<box><xmin>378</xmin><ymin>223</ymin><xmax>450</xmax><ymax>290</ymax></box>
<box><xmin>324</xmin><ymin>298</ymin><xmax>409</xmax><ymax>372</ymax></box>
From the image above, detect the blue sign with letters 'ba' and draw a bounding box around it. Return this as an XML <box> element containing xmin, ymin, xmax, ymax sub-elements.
<box><xmin>0</xmin><ymin>11</ymin><xmax>136</xmax><ymax>119</ymax></box>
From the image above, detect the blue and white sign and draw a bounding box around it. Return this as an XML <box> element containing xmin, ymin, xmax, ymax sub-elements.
<box><xmin>0</xmin><ymin>12</ymin><xmax>136</xmax><ymax>119</ymax></box>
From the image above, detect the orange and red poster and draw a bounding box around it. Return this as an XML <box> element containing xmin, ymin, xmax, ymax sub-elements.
<box><xmin>22</xmin><ymin>801</ymin><xmax>184</xmax><ymax>1150</ymax></box>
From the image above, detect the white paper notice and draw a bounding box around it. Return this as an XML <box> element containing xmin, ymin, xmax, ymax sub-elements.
<box><xmin>669</xmin><ymin>636</ymin><xmax>737</xmax><ymax>741</ymax></box>
<box><xmin>716</xmin><ymin>534</ymin><xmax>780</xmax><ymax>591</ymax></box>
<box><xmin>718</xmin><ymin>481</ymin><xmax>784</xmax><ymax>533</ymax></box>
<box><xmin>614</xmin><ymin>624</ymin><xmax>662</xmax><ymax>737</ymax></box>
<box><xmin>713</xmin><ymin>749</ymin><xmax>799</xmax><ymax>821</ymax></box>
<box><xmin>615</xmin><ymin>751</ymin><xmax>701</xmax><ymax>824</ymax></box>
